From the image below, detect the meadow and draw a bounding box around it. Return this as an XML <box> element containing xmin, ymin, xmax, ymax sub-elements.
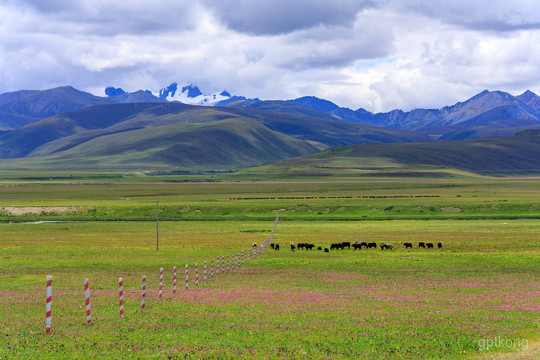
<box><xmin>0</xmin><ymin>174</ymin><xmax>538</xmax><ymax>359</ymax></box>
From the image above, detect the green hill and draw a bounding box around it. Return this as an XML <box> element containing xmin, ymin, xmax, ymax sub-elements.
<box><xmin>0</xmin><ymin>118</ymin><xmax>321</xmax><ymax>170</ymax></box>
<box><xmin>0</xmin><ymin>101</ymin><xmax>430</xmax><ymax>170</ymax></box>
<box><xmin>237</xmin><ymin>133</ymin><xmax>540</xmax><ymax>177</ymax></box>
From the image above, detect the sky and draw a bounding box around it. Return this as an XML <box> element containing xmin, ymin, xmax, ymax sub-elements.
<box><xmin>1</xmin><ymin>0</ymin><xmax>539</xmax><ymax>112</ymax></box>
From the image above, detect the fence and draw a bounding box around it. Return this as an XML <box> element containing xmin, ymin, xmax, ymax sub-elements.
<box><xmin>43</xmin><ymin>217</ymin><xmax>278</xmax><ymax>334</ymax></box>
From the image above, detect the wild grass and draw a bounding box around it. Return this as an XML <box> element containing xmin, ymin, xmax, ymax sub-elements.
<box><xmin>0</xmin><ymin>175</ymin><xmax>538</xmax><ymax>358</ymax></box>
<box><xmin>0</xmin><ymin>220</ymin><xmax>538</xmax><ymax>359</ymax></box>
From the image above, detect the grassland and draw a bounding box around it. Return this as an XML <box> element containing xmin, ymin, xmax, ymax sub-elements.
<box><xmin>0</xmin><ymin>172</ymin><xmax>539</xmax><ymax>222</ymax></box>
<box><xmin>0</xmin><ymin>174</ymin><xmax>538</xmax><ymax>359</ymax></box>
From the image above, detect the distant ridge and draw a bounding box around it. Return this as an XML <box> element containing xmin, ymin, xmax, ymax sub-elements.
<box><xmin>0</xmin><ymin>101</ymin><xmax>428</xmax><ymax>170</ymax></box>
<box><xmin>1</xmin><ymin>83</ymin><xmax>539</xmax><ymax>141</ymax></box>
<box><xmin>282</xmin><ymin>90</ymin><xmax>540</xmax><ymax>139</ymax></box>
<box><xmin>242</xmin><ymin>131</ymin><xmax>540</xmax><ymax>177</ymax></box>
<box><xmin>0</xmin><ymin>86</ymin><xmax>164</xmax><ymax>131</ymax></box>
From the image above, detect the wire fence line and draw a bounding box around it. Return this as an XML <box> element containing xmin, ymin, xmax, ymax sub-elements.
<box><xmin>42</xmin><ymin>217</ymin><xmax>279</xmax><ymax>334</ymax></box>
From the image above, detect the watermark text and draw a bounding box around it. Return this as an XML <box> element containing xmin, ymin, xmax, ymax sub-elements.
<box><xmin>478</xmin><ymin>336</ymin><xmax>528</xmax><ymax>352</ymax></box>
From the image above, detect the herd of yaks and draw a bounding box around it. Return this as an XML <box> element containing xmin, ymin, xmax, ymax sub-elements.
<box><xmin>257</xmin><ymin>241</ymin><xmax>443</xmax><ymax>252</ymax></box>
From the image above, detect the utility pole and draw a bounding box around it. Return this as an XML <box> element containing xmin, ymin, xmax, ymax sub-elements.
<box><xmin>156</xmin><ymin>200</ymin><xmax>159</xmax><ymax>251</ymax></box>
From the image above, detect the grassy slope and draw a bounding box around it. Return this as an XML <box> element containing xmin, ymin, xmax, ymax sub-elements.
<box><xmin>0</xmin><ymin>118</ymin><xmax>321</xmax><ymax>170</ymax></box>
<box><xmin>238</xmin><ymin>134</ymin><xmax>540</xmax><ymax>177</ymax></box>
<box><xmin>0</xmin><ymin>102</ymin><xmax>430</xmax><ymax>170</ymax></box>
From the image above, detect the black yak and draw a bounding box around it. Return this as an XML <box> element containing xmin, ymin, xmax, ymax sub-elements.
<box><xmin>404</xmin><ymin>243</ymin><xmax>413</xmax><ymax>249</ymax></box>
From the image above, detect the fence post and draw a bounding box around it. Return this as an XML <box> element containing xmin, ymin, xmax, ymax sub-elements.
<box><xmin>195</xmin><ymin>263</ymin><xmax>199</xmax><ymax>287</ymax></box>
<box><xmin>84</xmin><ymin>278</ymin><xmax>91</xmax><ymax>325</ymax></box>
<box><xmin>45</xmin><ymin>276</ymin><xmax>52</xmax><ymax>334</ymax></box>
<box><xmin>159</xmin><ymin>267</ymin><xmax>163</xmax><ymax>298</ymax></box>
<box><xmin>185</xmin><ymin>264</ymin><xmax>189</xmax><ymax>290</ymax></box>
<box><xmin>204</xmin><ymin>261</ymin><xmax>207</xmax><ymax>283</ymax></box>
<box><xmin>173</xmin><ymin>266</ymin><xmax>177</xmax><ymax>294</ymax></box>
<box><xmin>141</xmin><ymin>276</ymin><xmax>146</xmax><ymax>309</ymax></box>
<box><xmin>119</xmin><ymin>278</ymin><xmax>124</xmax><ymax>318</ymax></box>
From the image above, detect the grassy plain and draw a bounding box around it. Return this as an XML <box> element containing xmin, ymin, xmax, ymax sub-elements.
<box><xmin>0</xmin><ymin>172</ymin><xmax>539</xmax><ymax>221</ymax></box>
<box><xmin>0</xmin><ymin>174</ymin><xmax>538</xmax><ymax>359</ymax></box>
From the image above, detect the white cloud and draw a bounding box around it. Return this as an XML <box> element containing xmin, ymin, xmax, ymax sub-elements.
<box><xmin>0</xmin><ymin>0</ymin><xmax>539</xmax><ymax>113</ymax></box>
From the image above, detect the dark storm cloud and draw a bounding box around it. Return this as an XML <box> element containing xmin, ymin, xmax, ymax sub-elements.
<box><xmin>393</xmin><ymin>0</ymin><xmax>540</xmax><ymax>32</ymax></box>
<box><xmin>202</xmin><ymin>0</ymin><xmax>377</xmax><ymax>35</ymax></box>
<box><xmin>16</xmin><ymin>0</ymin><xmax>201</xmax><ymax>35</ymax></box>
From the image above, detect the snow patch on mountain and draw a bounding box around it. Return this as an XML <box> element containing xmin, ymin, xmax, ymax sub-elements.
<box><xmin>157</xmin><ymin>82</ymin><xmax>234</xmax><ymax>105</ymax></box>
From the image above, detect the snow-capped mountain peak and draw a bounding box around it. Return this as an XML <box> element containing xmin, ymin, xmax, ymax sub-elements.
<box><xmin>157</xmin><ymin>82</ymin><xmax>232</xmax><ymax>105</ymax></box>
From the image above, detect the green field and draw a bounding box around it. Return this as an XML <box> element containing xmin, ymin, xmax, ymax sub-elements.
<box><xmin>0</xmin><ymin>174</ymin><xmax>538</xmax><ymax>359</ymax></box>
<box><xmin>1</xmin><ymin>172</ymin><xmax>539</xmax><ymax>222</ymax></box>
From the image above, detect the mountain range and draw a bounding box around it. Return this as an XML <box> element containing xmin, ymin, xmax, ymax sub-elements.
<box><xmin>1</xmin><ymin>83</ymin><xmax>539</xmax><ymax>140</ymax></box>
<box><xmin>0</xmin><ymin>83</ymin><xmax>539</xmax><ymax>174</ymax></box>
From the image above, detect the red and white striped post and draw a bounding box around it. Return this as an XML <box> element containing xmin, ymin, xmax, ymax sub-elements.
<box><xmin>222</xmin><ymin>255</ymin><xmax>225</xmax><ymax>273</ymax></box>
<box><xmin>45</xmin><ymin>275</ymin><xmax>52</xmax><ymax>334</ymax></box>
<box><xmin>159</xmin><ymin>267</ymin><xmax>163</xmax><ymax>298</ymax></box>
<box><xmin>119</xmin><ymin>278</ymin><xmax>124</xmax><ymax>318</ymax></box>
<box><xmin>211</xmin><ymin>259</ymin><xmax>214</xmax><ymax>279</ymax></box>
<box><xmin>204</xmin><ymin>261</ymin><xmax>207</xmax><ymax>283</ymax></box>
<box><xmin>84</xmin><ymin>278</ymin><xmax>91</xmax><ymax>325</ymax></box>
<box><xmin>185</xmin><ymin>264</ymin><xmax>189</xmax><ymax>290</ymax></box>
<box><xmin>216</xmin><ymin>257</ymin><xmax>219</xmax><ymax>274</ymax></box>
<box><xmin>173</xmin><ymin>266</ymin><xmax>177</xmax><ymax>294</ymax></box>
<box><xmin>195</xmin><ymin>263</ymin><xmax>199</xmax><ymax>287</ymax></box>
<box><xmin>227</xmin><ymin>255</ymin><xmax>229</xmax><ymax>272</ymax></box>
<box><xmin>141</xmin><ymin>276</ymin><xmax>146</xmax><ymax>309</ymax></box>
